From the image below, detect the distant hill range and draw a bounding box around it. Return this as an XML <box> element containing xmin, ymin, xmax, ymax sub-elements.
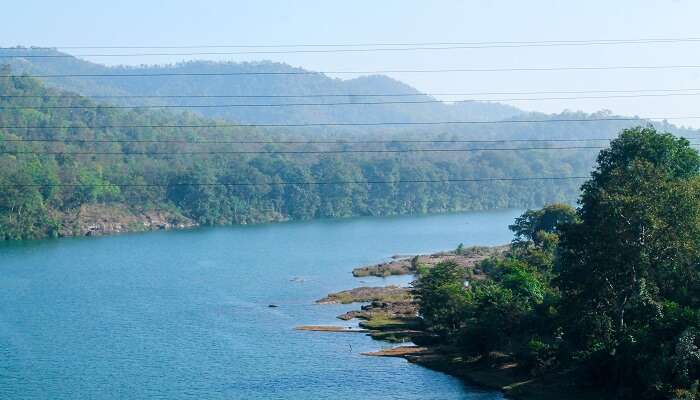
<box><xmin>1</xmin><ymin>48</ymin><xmax>699</xmax><ymax>240</ymax></box>
<box><xmin>5</xmin><ymin>47</ymin><xmax>697</xmax><ymax>139</ymax></box>
<box><xmin>3</xmin><ymin>47</ymin><xmax>524</xmax><ymax>125</ymax></box>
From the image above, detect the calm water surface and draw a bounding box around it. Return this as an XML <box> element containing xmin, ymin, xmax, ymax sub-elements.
<box><xmin>0</xmin><ymin>210</ymin><xmax>521</xmax><ymax>399</ymax></box>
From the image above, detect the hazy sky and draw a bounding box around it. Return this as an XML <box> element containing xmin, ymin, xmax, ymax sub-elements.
<box><xmin>2</xmin><ymin>0</ymin><xmax>700</xmax><ymax>127</ymax></box>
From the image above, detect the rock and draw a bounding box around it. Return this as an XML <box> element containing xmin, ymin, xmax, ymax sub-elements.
<box><xmin>294</xmin><ymin>325</ymin><xmax>369</xmax><ymax>333</ymax></box>
<box><xmin>316</xmin><ymin>286</ymin><xmax>411</xmax><ymax>304</ymax></box>
<box><xmin>351</xmin><ymin>245</ymin><xmax>510</xmax><ymax>278</ymax></box>
<box><xmin>55</xmin><ymin>204</ymin><xmax>196</xmax><ymax>238</ymax></box>
<box><xmin>362</xmin><ymin>345</ymin><xmax>432</xmax><ymax>357</ymax></box>
<box><xmin>336</xmin><ymin>300</ymin><xmax>418</xmax><ymax>321</ymax></box>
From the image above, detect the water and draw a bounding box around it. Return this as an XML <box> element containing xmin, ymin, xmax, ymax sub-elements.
<box><xmin>0</xmin><ymin>209</ymin><xmax>521</xmax><ymax>400</ymax></box>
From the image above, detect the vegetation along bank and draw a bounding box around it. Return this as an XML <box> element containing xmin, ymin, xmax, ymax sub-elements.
<box><xmin>302</xmin><ymin>127</ymin><xmax>700</xmax><ymax>400</ymax></box>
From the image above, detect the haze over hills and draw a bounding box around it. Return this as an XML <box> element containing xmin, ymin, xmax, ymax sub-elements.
<box><xmin>2</xmin><ymin>48</ymin><xmax>700</xmax><ymax>240</ymax></box>
<box><xmin>5</xmin><ymin>2</ymin><xmax>700</xmax><ymax>399</ymax></box>
<box><xmin>0</xmin><ymin>64</ymin><xmax>592</xmax><ymax>240</ymax></box>
<box><xmin>4</xmin><ymin>48</ymin><xmax>524</xmax><ymax>125</ymax></box>
<box><xmin>4</xmin><ymin>48</ymin><xmax>698</xmax><ymax>139</ymax></box>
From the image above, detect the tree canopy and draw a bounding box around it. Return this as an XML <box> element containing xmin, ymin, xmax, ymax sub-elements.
<box><xmin>0</xmin><ymin>65</ymin><xmax>592</xmax><ymax>240</ymax></box>
<box><xmin>415</xmin><ymin>126</ymin><xmax>700</xmax><ymax>399</ymax></box>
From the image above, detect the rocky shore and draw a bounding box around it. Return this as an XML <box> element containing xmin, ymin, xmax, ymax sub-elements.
<box><xmin>363</xmin><ymin>344</ymin><xmax>598</xmax><ymax>400</ymax></box>
<box><xmin>298</xmin><ymin>244</ymin><xmax>600</xmax><ymax>400</ymax></box>
<box><xmin>295</xmin><ymin>326</ymin><xmax>368</xmax><ymax>333</ymax></box>
<box><xmin>300</xmin><ymin>245</ymin><xmax>500</xmax><ymax>343</ymax></box>
<box><xmin>53</xmin><ymin>204</ymin><xmax>196</xmax><ymax>237</ymax></box>
<box><xmin>351</xmin><ymin>245</ymin><xmax>509</xmax><ymax>278</ymax></box>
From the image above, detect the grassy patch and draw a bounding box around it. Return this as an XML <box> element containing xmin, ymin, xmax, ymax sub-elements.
<box><xmin>318</xmin><ymin>286</ymin><xmax>412</xmax><ymax>304</ymax></box>
<box><xmin>359</xmin><ymin>315</ymin><xmax>422</xmax><ymax>331</ymax></box>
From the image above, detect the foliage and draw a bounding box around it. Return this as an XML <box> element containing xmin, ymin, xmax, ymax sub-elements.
<box><xmin>414</xmin><ymin>261</ymin><xmax>470</xmax><ymax>337</ymax></box>
<box><xmin>557</xmin><ymin>126</ymin><xmax>700</xmax><ymax>397</ymax></box>
<box><xmin>0</xmin><ymin>65</ymin><xmax>593</xmax><ymax>239</ymax></box>
<box><xmin>509</xmin><ymin>203</ymin><xmax>578</xmax><ymax>247</ymax></box>
<box><xmin>415</xmin><ymin>127</ymin><xmax>700</xmax><ymax>398</ymax></box>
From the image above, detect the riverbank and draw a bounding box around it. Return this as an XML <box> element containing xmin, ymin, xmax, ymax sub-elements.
<box><xmin>351</xmin><ymin>245</ymin><xmax>508</xmax><ymax>278</ymax></box>
<box><xmin>53</xmin><ymin>204</ymin><xmax>197</xmax><ymax>237</ymax></box>
<box><xmin>365</xmin><ymin>345</ymin><xmax>600</xmax><ymax>400</ymax></box>
<box><xmin>1</xmin><ymin>209</ymin><xmax>524</xmax><ymax>399</ymax></box>
<box><xmin>301</xmin><ymin>245</ymin><xmax>603</xmax><ymax>400</ymax></box>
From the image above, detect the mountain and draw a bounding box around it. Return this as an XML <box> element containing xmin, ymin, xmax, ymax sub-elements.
<box><xmin>2</xmin><ymin>48</ymin><xmax>524</xmax><ymax>126</ymax></box>
<box><xmin>1</xmin><ymin>49</ymin><xmax>699</xmax><ymax>241</ymax></box>
<box><xmin>5</xmin><ymin>47</ymin><xmax>696</xmax><ymax>140</ymax></box>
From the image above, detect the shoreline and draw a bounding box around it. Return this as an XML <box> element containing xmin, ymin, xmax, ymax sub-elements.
<box><xmin>364</xmin><ymin>345</ymin><xmax>599</xmax><ymax>400</ymax></box>
<box><xmin>298</xmin><ymin>245</ymin><xmax>601</xmax><ymax>400</ymax></box>
<box><xmin>7</xmin><ymin>207</ymin><xmax>524</xmax><ymax>241</ymax></box>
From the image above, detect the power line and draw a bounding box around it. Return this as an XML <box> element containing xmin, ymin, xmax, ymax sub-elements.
<box><xmin>2</xmin><ymin>87</ymin><xmax>700</xmax><ymax>100</ymax></box>
<box><xmin>6</xmin><ymin>37</ymin><xmax>700</xmax><ymax>50</ymax></box>
<box><xmin>0</xmin><ymin>176</ymin><xmax>590</xmax><ymax>189</ymax></box>
<box><xmin>6</xmin><ymin>42</ymin><xmax>700</xmax><ymax>58</ymax></box>
<box><xmin>0</xmin><ymin>146</ymin><xmax>613</xmax><ymax>156</ymax></box>
<box><xmin>0</xmin><ymin>137</ymin><xmax>634</xmax><ymax>145</ymax></box>
<box><xmin>5</xmin><ymin>65</ymin><xmax>700</xmax><ymax>78</ymax></box>
<box><xmin>1</xmin><ymin>99</ymin><xmax>455</xmax><ymax>110</ymax></box>
<box><xmin>0</xmin><ymin>116</ymin><xmax>692</xmax><ymax>130</ymax></box>
<box><xmin>4</xmin><ymin>92</ymin><xmax>700</xmax><ymax>110</ymax></box>
<box><xmin>0</xmin><ymin>37</ymin><xmax>700</xmax><ymax>52</ymax></box>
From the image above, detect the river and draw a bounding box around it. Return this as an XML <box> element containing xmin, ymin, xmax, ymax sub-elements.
<box><xmin>0</xmin><ymin>209</ymin><xmax>522</xmax><ymax>399</ymax></box>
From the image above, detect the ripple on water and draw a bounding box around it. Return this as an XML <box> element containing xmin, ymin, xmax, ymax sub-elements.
<box><xmin>0</xmin><ymin>210</ymin><xmax>519</xmax><ymax>399</ymax></box>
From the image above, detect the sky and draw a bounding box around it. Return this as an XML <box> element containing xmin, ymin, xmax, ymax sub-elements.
<box><xmin>2</xmin><ymin>0</ymin><xmax>700</xmax><ymax>127</ymax></box>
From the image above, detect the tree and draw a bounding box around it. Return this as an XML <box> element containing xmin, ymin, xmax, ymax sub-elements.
<box><xmin>413</xmin><ymin>127</ymin><xmax>700</xmax><ymax>397</ymax></box>
<box><xmin>556</xmin><ymin>126</ymin><xmax>700</xmax><ymax>396</ymax></box>
<box><xmin>414</xmin><ymin>261</ymin><xmax>470</xmax><ymax>337</ymax></box>
<box><xmin>509</xmin><ymin>203</ymin><xmax>578</xmax><ymax>248</ymax></box>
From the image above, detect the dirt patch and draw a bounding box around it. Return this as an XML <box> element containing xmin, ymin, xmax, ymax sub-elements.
<box><xmin>352</xmin><ymin>245</ymin><xmax>509</xmax><ymax>278</ymax></box>
<box><xmin>316</xmin><ymin>286</ymin><xmax>411</xmax><ymax>305</ymax></box>
<box><xmin>56</xmin><ymin>204</ymin><xmax>196</xmax><ymax>237</ymax></box>
<box><xmin>294</xmin><ymin>325</ymin><xmax>369</xmax><ymax>333</ymax></box>
<box><xmin>362</xmin><ymin>345</ymin><xmax>431</xmax><ymax>357</ymax></box>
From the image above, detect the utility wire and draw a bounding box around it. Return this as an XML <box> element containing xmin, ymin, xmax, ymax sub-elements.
<box><xmin>0</xmin><ymin>176</ymin><xmax>591</xmax><ymax>189</ymax></box>
<box><xmin>3</xmin><ymin>43</ymin><xmax>699</xmax><ymax>57</ymax></box>
<box><xmin>2</xmin><ymin>87</ymin><xmax>700</xmax><ymax>99</ymax></box>
<box><xmin>4</xmin><ymin>92</ymin><xmax>700</xmax><ymax>110</ymax></box>
<box><xmin>5</xmin><ymin>65</ymin><xmax>700</xmax><ymax>78</ymax></box>
<box><xmin>0</xmin><ymin>146</ymin><xmax>613</xmax><ymax>156</ymax></box>
<box><xmin>6</xmin><ymin>37</ymin><xmax>700</xmax><ymax>50</ymax></box>
<box><xmin>7</xmin><ymin>144</ymin><xmax>699</xmax><ymax>156</ymax></box>
<box><xmin>0</xmin><ymin>137</ymin><xmax>645</xmax><ymax>145</ymax></box>
<box><xmin>4</xmin><ymin>38</ymin><xmax>700</xmax><ymax>56</ymax></box>
<box><xmin>0</xmin><ymin>116</ymin><xmax>692</xmax><ymax>130</ymax></box>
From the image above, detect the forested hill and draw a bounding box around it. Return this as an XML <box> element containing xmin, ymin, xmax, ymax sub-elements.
<box><xmin>3</xmin><ymin>48</ymin><xmax>523</xmax><ymax>125</ymax></box>
<box><xmin>4</xmin><ymin>48</ymin><xmax>696</xmax><ymax>139</ymax></box>
<box><xmin>0</xmin><ymin>65</ymin><xmax>593</xmax><ymax>240</ymax></box>
<box><xmin>1</xmin><ymin>59</ymin><xmax>699</xmax><ymax>240</ymax></box>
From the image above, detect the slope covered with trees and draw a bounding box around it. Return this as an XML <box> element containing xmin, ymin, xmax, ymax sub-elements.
<box><xmin>415</xmin><ymin>127</ymin><xmax>700</xmax><ymax>399</ymax></box>
<box><xmin>0</xmin><ymin>65</ymin><xmax>598</xmax><ymax>240</ymax></box>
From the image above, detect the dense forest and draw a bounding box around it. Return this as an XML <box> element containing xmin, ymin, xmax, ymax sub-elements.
<box><xmin>1</xmin><ymin>57</ymin><xmax>698</xmax><ymax>241</ymax></box>
<box><xmin>3</xmin><ymin>49</ymin><xmax>700</xmax><ymax>397</ymax></box>
<box><xmin>0</xmin><ymin>64</ymin><xmax>590</xmax><ymax>240</ymax></box>
<box><xmin>415</xmin><ymin>127</ymin><xmax>700</xmax><ymax>399</ymax></box>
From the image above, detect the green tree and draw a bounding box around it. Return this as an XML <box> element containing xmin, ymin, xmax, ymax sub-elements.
<box><xmin>557</xmin><ymin>126</ymin><xmax>700</xmax><ymax>397</ymax></box>
<box><xmin>414</xmin><ymin>261</ymin><xmax>470</xmax><ymax>337</ymax></box>
<box><xmin>509</xmin><ymin>203</ymin><xmax>578</xmax><ymax>247</ymax></box>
